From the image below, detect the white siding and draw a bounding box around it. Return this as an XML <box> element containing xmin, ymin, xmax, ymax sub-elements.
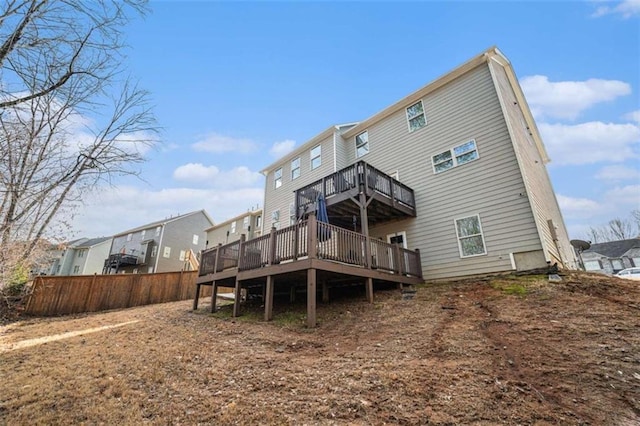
<box><xmin>263</xmin><ymin>134</ymin><xmax>335</xmax><ymax>232</ymax></box>
<box><xmin>489</xmin><ymin>61</ymin><xmax>577</xmax><ymax>268</ymax></box>
<box><xmin>351</xmin><ymin>64</ymin><xmax>543</xmax><ymax>280</ymax></box>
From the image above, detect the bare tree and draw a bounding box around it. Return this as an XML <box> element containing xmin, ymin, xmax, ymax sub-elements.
<box><xmin>0</xmin><ymin>1</ymin><xmax>156</xmax><ymax>287</ymax></box>
<box><xmin>586</xmin><ymin>212</ymin><xmax>640</xmax><ymax>243</ymax></box>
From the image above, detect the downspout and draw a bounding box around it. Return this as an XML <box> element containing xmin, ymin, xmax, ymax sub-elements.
<box><xmin>332</xmin><ymin>129</ymin><xmax>338</xmax><ymax>172</ymax></box>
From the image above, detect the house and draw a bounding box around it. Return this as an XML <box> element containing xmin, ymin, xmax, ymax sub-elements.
<box><xmin>66</xmin><ymin>237</ymin><xmax>112</xmax><ymax>275</ymax></box>
<box><xmin>205</xmin><ymin>209</ymin><xmax>263</xmax><ymax>248</ymax></box>
<box><xmin>259</xmin><ymin>46</ymin><xmax>577</xmax><ymax>281</ymax></box>
<box><xmin>104</xmin><ymin>210</ymin><xmax>213</xmax><ymax>274</ymax></box>
<box><xmin>581</xmin><ymin>238</ymin><xmax>640</xmax><ymax>274</ymax></box>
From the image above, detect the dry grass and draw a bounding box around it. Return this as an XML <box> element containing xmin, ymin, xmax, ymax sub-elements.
<box><xmin>1</xmin><ymin>272</ymin><xmax>639</xmax><ymax>425</ymax></box>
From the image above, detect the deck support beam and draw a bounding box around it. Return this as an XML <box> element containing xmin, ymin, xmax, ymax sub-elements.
<box><xmin>232</xmin><ymin>278</ymin><xmax>242</xmax><ymax>317</ymax></box>
<box><xmin>264</xmin><ymin>275</ymin><xmax>274</xmax><ymax>321</ymax></box>
<box><xmin>211</xmin><ymin>281</ymin><xmax>219</xmax><ymax>313</ymax></box>
<box><xmin>322</xmin><ymin>280</ymin><xmax>329</xmax><ymax>303</ymax></box>
<box><xmin>193</xmin><ymin>283</ymin><xmax>201</xmax><ymax>310</ymax></box>
<box><xmin>366</xmin><ymin>277</ymin><xmax>373</xmax><ymax>303</ymax></box>
<box><xmin>307</xmin><ymin>268</ymin><xmax>317</xmax><ymax>327</ymax></box>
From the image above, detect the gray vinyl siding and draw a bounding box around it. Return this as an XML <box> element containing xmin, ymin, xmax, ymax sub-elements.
<box><xmin>334</xmin><ymin>132</ymin><xmax>352</xmax><ymax>171</ymax></box>
<box><xmin>82</xmin><ymin>240</ymin><xmax>111</xmax><ymax>274</ymax></box>
<box><xmin>356</xmin><ymin>63</ymin><xmax>543</xmax><ymax>280</ymax></box>
<box><xmin>263</xmin><ymin>134</ymin><xmax>334</xmax><ymax>232</ymax></box>
<box><xmin>489</xmin><ymin>62</ymin><xmax>577</xmax><ymax>268</ymax></box>
<box><xmin>157</xmin><ymin>212</ymin><xmax>212</xmax><ymax>272</ymax></box>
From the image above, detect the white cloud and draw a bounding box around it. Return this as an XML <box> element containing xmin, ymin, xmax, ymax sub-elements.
<box><xmin>624</xmin><ymin>110</ymin><xmax>640</xmax><ymax>123</ymax></box>
<box><xmin>269</xmin><ymin>139</ymin><xmax>296</xmax><ymax>157</ymax></box>
<box><xmin>591</xmin><ymin>0</ymin><xmax>640</xmax><ymax>18</ymax></box>
<box><xmin>539</xmin><ymin>121</ymin><xmax>640</xmax><ymax>165</ymax></box>
<box><xmin>604</xmin><ymin>184</ymin><xmax>640</xmax><ymax>206</ymax></box>
<box><xmin>520</xmin><ymin>75</ymin><xmax>631</xmax><ymax>120</ymax></box>
<box><xmin>70</xmin><ymin>185</ymin><xmax>264</xmax><ymax>237</ymax></box>
<box><xmin>191</xmin><ymin>132</ymin><xmax>257</xmax><ymax>154</ymax></box>
<box><xmin>557</xmin><ymin>194</ymin><xmax>604</xmax><ymax>219</ymax></box>
<box><xmin>595</xmin><ymin>165</ymin><xmax>640</xmax><ymax>181</ymax></box>
<box><xmin>173</xmin><ymin>163</ymin><xmax>263</xmax><ymax>188</ymax></box>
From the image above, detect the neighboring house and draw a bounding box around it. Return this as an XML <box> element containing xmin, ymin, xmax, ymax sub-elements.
<box><xmin>259</xmin><ymin>46</ymin><xmax>577</xmax><ymax>281</ymax></box>
<box><xmin>104</xmin><ymin>210</ymin><xmax>213</xmax><ymax>274</ymax></box>
<box><xmin>581</xmin><ymin>238</ymin><xmax>640</xmax><ymax>275</ymax></box>
<box><xmin>205</xmin><ymin>209</ymin><xmax>263</xmax><ymax>248</ymax></box>
<box><xmin>42</xmin><ymin>237</ymin><xmax>111</xmax><ymax>276</ymax></box>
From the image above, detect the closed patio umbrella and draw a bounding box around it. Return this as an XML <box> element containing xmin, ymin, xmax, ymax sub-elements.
<box><xmin>317</xmin><ymin>194</ymin><xmax>331</xmax><ymax>242</ymax></box>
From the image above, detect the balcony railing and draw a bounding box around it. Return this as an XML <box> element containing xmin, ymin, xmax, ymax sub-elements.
<box><xmin>295</xmin><ymin>161</ymin><xmax>416</xmax><ymax>219</ymax></box>
<box><xmin>198</xmin><ymin>214</ymin><xmax>422</xmax><ymax>279</ymax></box>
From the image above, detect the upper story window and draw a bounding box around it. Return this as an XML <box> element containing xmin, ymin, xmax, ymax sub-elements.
<box><xmin>310</xmin><ymin>145</ymin><xmax>321</xmax><ymax>170</ymax></box>
<box><xmin>126</xmin><ymin>233</ymin><xmax>133</xmax><ymax>242</ymax></box>
<box><xmin>256</xmin><ymin>215</ymin><xmax>262</xmax><ymax>229</ymax></box>
<box><xmin>231</xmin><ymin>221</ymin><xmax>237</xmax><ymax>234</ymax></box>
<box><xmin>274</xmin><ymin>167</ymin><xmax>283</xmax><ymax>189</ymax></box>
<box><xmin>140</xmin><ymin>230</ymin><xmax>146</xmax><ymax>240</ymax></box>
<box><xmin>192</xmin><ymin>234</ymin><xmax>199</xmax><ymax>245</ymax></box>
<box><xmin>243</xmin><ymin>216</ymin><xmax>250</xmax><ymax>229</ymax></box>
<box><xmin>432</xmin><ymin>139</ymin><xmax>479</xmax><ymax>174</ymax></box>
<box><xmin>455</xmin><ymin>214</ymin><xmax>487</xmax><ymax>257</ymax></box>
<box><xmin>155</xmin><ymin>226</ymin><xmax>161</xmax><ymax>237</ymax></box>
<box><xmin>78</xmin><ymin>250</ymin><xmax>84</xmax><ymax>258</ymax></box>
<box><xmin>406</xmin><ymin>100</ymin><xmax>426</xmax><ymax>132</ymax></box>
<box><xmin>291</xmin><ymin>157</ymin><xmax>301</xmax><ymax>180</ymax></box>
<box><xmin>355</xmin><ymin>131</ymin><xmax>369</xmax><ymax>158</ymax></box>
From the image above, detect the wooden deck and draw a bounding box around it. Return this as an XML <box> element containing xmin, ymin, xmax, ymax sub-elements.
<box><xmin>193</xmin><ymin>213</ymin><xmax>423</xmax><ymax>327</ymax></box>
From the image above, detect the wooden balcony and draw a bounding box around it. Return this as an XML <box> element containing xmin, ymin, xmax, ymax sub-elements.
<box><xmin>194</xmin><ymin>213</ymin><xmax>423</xmax><ymax>327</ymax></box>
<box><xmin>295</xmin><ymin>161</ymin><xmax>416</xmax><ymax>229</ymax></box>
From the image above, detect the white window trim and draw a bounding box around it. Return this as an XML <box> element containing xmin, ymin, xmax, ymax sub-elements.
<box><xmin>291</xmin><ymin>157</ymin><xmax>301</xmax><ymax>180</ymax></box>
<box><xmin>274</xmin><ymin>167</ymin><xmax>283</xmax><ymax>189</ymax></box>
<box><xmin>432</xmin><ymin>139</ymin><xmax>480</xmax><ymax>174</ymax></box>
<box><xmin>386</xmin><ymin>231</ymin><xmax>408</xmax><ymax>248</ymax></box>
<box><xmin>454</xmin><ymin>214</ymin><xmax>487</xmax><ymax>258</ymax></box>
<box><xmin>243</xmin><ymin>216</ymin><xmax>250</xmax><ymax>229</ymax></box>
<box><xmin>310</xmin><ymin>145</ymin><xmax>321</xmax><ymax>170</ymax></box>
<box><xmin>355</xmin><ymin>131</ymin><xmax>369</xmax><ymax>159</ymax></box>
<box><xmin>406</xmin><ymin>100</ymin><xmax>427</xmax><ymax>132</ymax></box>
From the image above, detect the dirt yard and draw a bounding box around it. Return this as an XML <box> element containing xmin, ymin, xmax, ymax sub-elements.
<box><xmin>1</xmin><ymin>272</ymin><xmax>639</xmax><ymax>425</ymax></box>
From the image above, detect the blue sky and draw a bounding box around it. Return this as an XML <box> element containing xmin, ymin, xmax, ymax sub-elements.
<box><xmin>72</xmin><ymin>0</ymin><xmax>640</xmax><ymax>240</ymax></box>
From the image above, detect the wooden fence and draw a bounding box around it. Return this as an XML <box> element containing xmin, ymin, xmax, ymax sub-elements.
<box><xmin>25</xmin><ymin>271</ymin><xmax>213</xmax><ymax>316</ymax></box>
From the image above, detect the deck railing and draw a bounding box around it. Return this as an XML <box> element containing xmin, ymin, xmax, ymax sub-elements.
<box><xmin>295</xmin><ymin>160</ymin><xmax>416</xmax><ymax>218</ymax></box>
<box><xmin>198</xmin><ymin>214</ymin><xmax>422</xmax><ymax>279</ymax></box>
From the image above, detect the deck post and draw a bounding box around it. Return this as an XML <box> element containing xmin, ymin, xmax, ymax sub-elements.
<box><xmin>233</xmin><ymin>278</ymin><xmax>242</xmax><ymax>317</ymax></box>
<box><xmin>237</xmin><ymin>234</ymin><xmax>246</xmax><ymax>269</ymax></box>
<box><xmin>290</xmin><ymin>286</ymin><xmax>296</xmax><ymax>303</ymax></box>
<box><xmin>193</xmin><ymin>283</ymin><xmax>201</xmax><ymax>310</ymax></box>
<box><xmin>322</xmin><ymin>280</ymin><xmax>329</xmax><ymax>303</ymax></box>
<box><xmin>308</xmin><ymin>211</ymin><xmax>318</xmax><ymax>259</ymax></box>
<box><xmin>213</xmin><ymin>243</ymin><xmax>222</xmax><ymax>273</ymax></box>
<box><xmin>394</xmin><ymin>244</ymin><xmax>404</xmax><ymax>275</ymax></box>
<box><xmin>268</xmin><ymin>227</ymin><xmax>277</xmax><ymax>265</ymax></box>
<box><xmin>415</xmin><ymin>248</ymin><xmax>423</xmax><ymax>278</ymax></box>
<box><xmin>264</xmin><ymin>275</ymin><xmax>274</xmax><ymax>321</ymax></box>
<box><xmin>211</xmin><ymin>281</ymin><xmax>219</xmax><ymax>313</ymax></box>
<box><xmin>358</xmin><ymin>192</ymin><xmax>371</xmax><ymax>268</ymax></box>
<box><xmin>307</xmin><ymin>268</ymin><xmax>317</xmax><ymax>327</ymax></box>
<box><xmin>366</xmin><ymin>277</ymin><xmax>374</xmax><ymax>303</ymax></box>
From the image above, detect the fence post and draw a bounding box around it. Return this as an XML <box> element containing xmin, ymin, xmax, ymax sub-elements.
<box><xmin>308</xmin><ymin>211</ymin><xmax>318</xmax><ymax>259</ymax></box>
<box><xmin>268</xmin><ymin>227</ymin><xmax>277</xmax><ymax>265</ymax></box>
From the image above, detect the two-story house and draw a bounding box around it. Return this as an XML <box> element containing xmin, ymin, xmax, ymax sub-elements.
<box><xmin>205</xmin><ymin>209</ymin><xmax>263</xmax><ymax>248</ymax></box>
<box><xmin>43</xmin><ymin>237</ymin><xmax>111</xmax><ymax>276</ymax></box>
<box><xmin>582</xmin><ymin>238</ymin><xmax>640</xmax><ymax>274</ymax></box>
<box><xmin>104</xmin><ymin>210</ymin><xmax>213</xmax><ymax>274</ymax></box>
<box><xmin>260</xmin><ymin>47</ymin><xmax>577</xmax><ymax>281</ymax></box>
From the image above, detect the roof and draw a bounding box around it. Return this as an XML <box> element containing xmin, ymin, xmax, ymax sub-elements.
<box><xmin>113</xmin><ymin>210</ymin><xmax>214</xmax><ymax>237</ymax></box>
<box><xmin>75</xmin><ymin>237</ymin><xmax>111</xmax><ymax>248</ymax></box>
<box><xmin>205</xmin><ymin>209</ymin><xmax>263</xmax><ymax>232</ymax></box>
<box><xmin>583</xmin><ymin>238</ymin><xmax>640</xmax><ymax>258</ymax></box>
<box><xmin>260</xmin><ymin>46</ymin><xmax>550</xmax><ymax>175</ymax></box>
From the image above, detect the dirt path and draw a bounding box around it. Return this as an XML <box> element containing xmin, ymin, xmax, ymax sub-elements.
<box><xmin>1</xmin><ymin>273</ymin><xmax>638</xmax><ymax>425</ymax></box>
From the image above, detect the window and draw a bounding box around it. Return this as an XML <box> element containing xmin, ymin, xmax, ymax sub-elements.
<box><xmin>274</xmin><ymin>167</ymin><xmax>283</xmax><ymax>189</ymax></box>
<box><xmin>432</xmin><ymin>139</ymin><xmax>479</xmax><ymax>174</ymax></box>
<box><xmin>243</xmin><ymin>216</ymin><xmax>250</xmax><ymax>229</ymax></box>
<box><xmin>179</xmin><ymin>250</ymin><xmax>186</xmax><ymax>261</ymax></box>
<box><xmin>151</xmin><ymin>246</ymin><xmax>157</xmax><ymax>258</ymax></box>
<box><xmin>231</xmin><ymin>221</ymin><xmax>237</xmax><ymax>234</ymax></box>
<box><xmin>126</xmin><ymin>233</ymin><xmax>132</xmax><ymax>242</ymax></box>
<box><xmin>583</xmin><ymin>260</ymin><xmax>601</xmax><ymax>271</ymax></box>
<box><xmin>272</xmin><ymin>210</ymin><xmax>280</xmax><ymax>229</ymax></box>
<box><xmin>155</xmin><ymin>226</ymin><xmax>161</xmax><ymax>237</ymax></box>
<box><xmin>148</xmin><ymin>266</ymin><xmax>154</xmax><ymax>273</ymax></box>
<box><xmin>256</xmin><ymin>215</ymin><xmax>262</xmax><ymax>229</ymax></box>
<box><xmin>192</xmin><ymin>234</ymin><xmax>199</xmax><ymax>245</ymax></box>
<box><xmin>310</xmin><ymin>145</ymin><xmax>321</xmax><ymax>169</ymax></box>
<box><xmin>73</xmin><ymin>265</ymin><xmax>80</xmax><ymax>274</ymax></box>
<box><xmin>140</xmin><ymin>230</ymin><xmax>146</xmax><ymax>239</ymax></box>
<box><xmin>289</xmin><ymin>203</ymin><xmax>296</xmax><ymax>225</ymax></box>
<box><xmin>133</xmin><ymin>268</ymin><xmax>138</xmax><ymax>274</ymax></box>
<box><xmin>406</xmin><ymin>100</ymin><xmax>426</xmax><ymax>132</ymax></box>
<box><xmin>355</xmin><ymin>131</ymin><xmax>369</xmax><ymax>158</ymax></box>
<box><xmin>291</xmin><ymin>157</ymin><xmax>301</xmax><ymax>180</ymax></box>
<box><xmin>163</xmin><ymin>246</ymin><xmax>171</xmax><ymax>258</ymax></box>
<box><xmin>455</xmin><ymin>215</ymin><xmax>487</xmax><ymax>257</ymax></box>
<box><xmin>77</xmin><ymin>250</ymin><xmax>84</xmax><ymax>258</ymax></box>
<box><xmin>611</xmin><ymin>259</ymin><xmax>623</xmax><ymax>270</ymax></box>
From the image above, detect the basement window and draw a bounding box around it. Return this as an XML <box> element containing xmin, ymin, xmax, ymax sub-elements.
<box><xmin>455</xmin><ymin>214</ymin><xmax>487</xmax><ymax>257</ymax></box>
